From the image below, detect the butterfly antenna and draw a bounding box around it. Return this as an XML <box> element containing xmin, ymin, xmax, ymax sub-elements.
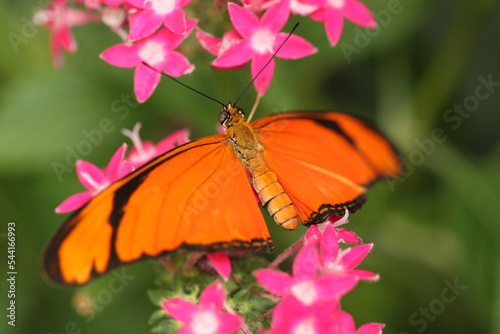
<box><xmin>141</xmin><ymin>62</ymin><xmax>226</xmax><ymax>108</ymax></box>
<box><xmin>233</xmin><ymin>22</ymin><xmax>300</xmax><ymax>108</ymax></box>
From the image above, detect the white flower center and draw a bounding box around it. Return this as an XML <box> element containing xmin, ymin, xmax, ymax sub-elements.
<box><xmin>190</xmin><ymin>310</ymin><xmax>219</xmax><ymax>334</ymax></box>
<box><xmin>146</xmin><ymin>0</ymin><xmax>176</xmax><ymax>15</ymax></box>
<box><xmin>291</xmin><ymin>280</ymin><xmax>317</xmax><ymax>305</ymax></box>
<box><xmin>251</xmin><ymin>29</ymin><xmax>275</xmax><ymax>54</ymax></box>
<box><xmin>294</xmin><ymin>316</ymin><xmax>317</xmax><ymax>334</ymax></box>
<box><xmin>327</xmin><ymin>0</ymin><xmax>345</xmax><ymax>9</ymax></box>
<box><xmin>138</xmin><ymin>40</ymin><xmax>165</xmax><ymax>65</ymax></box>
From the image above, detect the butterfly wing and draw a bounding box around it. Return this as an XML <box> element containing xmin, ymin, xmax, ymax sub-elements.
<box><xmin>44</xmin><ymin>135</ymin><xmax>272</xmax><ymax>285</ymax></box>
<box><xmin>251</xmin><ymin>112</ymin><xmax>400</xmax><ymax>225</ymax></box>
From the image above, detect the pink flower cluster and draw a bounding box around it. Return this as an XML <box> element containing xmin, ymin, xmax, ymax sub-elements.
<box><xmin>160</xmin><ymin>213</ymin><xmax>385</xmax><ymax>333</ymax></box>
<box><xmin>37</xmin><ymin>0</ymin><xmax>377</xmax><ymax>101</ymax></box>
<box><xmin>55</xmin><ymin>122</ymin><xmax>189</xmax><ymax>213</ymax></box>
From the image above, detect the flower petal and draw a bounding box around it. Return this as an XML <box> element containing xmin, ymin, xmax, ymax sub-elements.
<box><xmin>330</xmin><ymin>310</ymin><xmax>357</xmax><ymax>333</ymax></box>
<box><xmin>291</xmin><ymin>0</ymin><xmax>318</xmax><ymax>16</ymax></box>
<box><xmin>343</xmin><ymin>0</ymin><xmax>377</xmax><ymax>28</ymax></box>
<box><xmin>134</xmin><ymin>62</ymin><xmax>161</xmax><ymax>102</ymax></box>
<box><xmin>273</xmin><ymin>33</ymin><xmax>317</xmax><ymax>59</ymax></box>
<box><xmin>315</xmin><ymin>274</ymin><xmax>358</xmax><ymax>300</ymax></box>
<box><xmin>228</xmin><ymin>2</ymin><xmax>259</xmax><ymax>37</ymax></box>
<box><xmin>218</xmin><ymin>312</ymin><xmax>243</xmax><ymax>332</ymax></box>
<box><xmin>128</xmin><ymin>9</ymin><xmax>164</xmax><ymax>41</ymax></box>
<box><xmin>212</xmin><ymin>40</ymin><xmax>253</xmax><ymax>68</ymax></box>
<box><xmin>76</xmin><ymin>160</ymin><xmax>106</xmax><ymax>192</ymax></box>
<box><xmin>196</xmin><ymin>28</ymin><xmax>221</xmax><ymax>55</ymax></box>
<box><xmin>199</xmin><ymin>282</ymin><xmax>225</xmax><ymax>309</ymax></box>
<box><xmin>251</xmin><ymin>53</ymin><xmax>274</xmax><ymax>95</ymax></box>
<box><xmin>351</xmin><ymin>269</ymin><xmax>379</xmax><ymax>281</ymax></box>
<box><xmin>162</xmin><ymin>298</ymin><xmax>198</xmax><ymax>323</ymax></box>
<box><xmin>105</xmin><ymin>143</ymin><xmax>127</xmax><ymax>182</ymax></box>
<box><xmin>336</xmin><ymin>228</ymin><xmax>361</xmax><ymax>244</ymax></box>
<box><xmin>357</xmin><ymin>323</ymin><xmax>385</xmax><ymax>334</ymax></box>
<box><xmin>304</xmin><ymin>225</ymin><xmax>322</xmax><ymax>247</ymax></box>
<box><xmin>340</xmin><ymin>243</ymin><xmax>373</xmax><ymax>269</ymax></box>
<box><xmin>320</xmin><ymin>224</ymin><xmax>339</xmax><ymax>265</ymax></box>
<box><xmin>55</xmin><ymin>192</ymin><xmax>92</xmax><ymax>213</ymax></box>
<box><xmin>324</xmin><ymin>7</ymin><xmax>344</xmax><ymax>46</ymax></box>
<box><xmin>206</xmin><ymin>252</ymin><xmax>232</xmax><ymax>281</ymax></box>
<box><xmin>162</xmin><ymin>50</ymin><xmax>195</xmax><ymax>76</ymax></box>
<box><xmin>261</xmin><ymin>0</ymin><xmax>289</xmax><ymax>32</ymax></box>
<box><xmin>164</xmin><ymin>7</ymin><xmax>186</xmax><ymax>34</ymax></box>
<box><xmin>100</xmin><ymin>43</ymin><xmax>140</xmax><ymax>68</ymax></box>
<box><xmin>292</xmin><ymin>244</ymin><xmax>320</xmax><ymax>280</ymax></box>
<box><xmin>126</xmin><ymin>0</ymin><xmax>146</xmax><ymax>8</ymax></box>
<box><xmin>255</xmin><ymin>269</ymin><xmax>293</xmax><ymax>296</ymax></box>
<box><xmin>156</xmin><ymin>19</ymin><xmax>197</xmax><ymax>50</ymax></box>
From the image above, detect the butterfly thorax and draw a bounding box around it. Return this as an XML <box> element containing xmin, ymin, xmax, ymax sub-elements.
<box><xmin>220</xmin><ymin>104</ymin><xmax>300</xmax><ymax>230</ymax></box>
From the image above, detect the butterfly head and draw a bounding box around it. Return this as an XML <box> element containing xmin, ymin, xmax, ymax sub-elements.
<box><xmin>219</xmin><ymin>103</ymin><xmax>246</xmax><ymax>129</ymax></box>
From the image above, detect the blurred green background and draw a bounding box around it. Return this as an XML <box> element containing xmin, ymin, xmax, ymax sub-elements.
<box><xmin>1</xmin><ymin>0</ymin><xmax>499</xmax><ymax>333</ymax></box>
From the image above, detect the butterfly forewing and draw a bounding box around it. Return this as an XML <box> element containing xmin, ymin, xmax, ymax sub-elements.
<box><xmin>44</xmin><ymin>135</ymin><xmax>272</xmax><ymax>285</ymax></box>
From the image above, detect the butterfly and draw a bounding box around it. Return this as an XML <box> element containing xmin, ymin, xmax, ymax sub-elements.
<box><xmin>43</xmin><ymin>103</ymin><xmax>400</xmax><ymax>285</ymax></box>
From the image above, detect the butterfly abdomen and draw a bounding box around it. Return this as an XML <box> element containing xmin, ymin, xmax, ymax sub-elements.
<box><xmin>251</xmin><ymin>163</ymin><xmax>299</xmax><ymax>230</ymax></box>
<box><xmin>228</xmin><ymin>120</ymin><xmax>299</xmax><ymax>230</ymax></box>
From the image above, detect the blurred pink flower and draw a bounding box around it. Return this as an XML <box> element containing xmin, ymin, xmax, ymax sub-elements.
<box><xmin>162</xmin><ymin>282</ymin><xmax>242</xmax><ymax>334</ymax></box>
<box><xmin>299</xmin><ymin>0</ymin><xmax>377</xmax><ymax>45</ymax></box>
<box><xmin>212</xmin><ymin>1</ymin><xmax>316</xmax><ymax>95</ymax></box>
<box><xmin>100</xmin><ymin>22</ymin><xmax>196</xmax><ymax>102</ymax></box>
<box><xmin>34</xmin><ymin>0</ymin><xmax>101</xmax><ymax>67</ymax></box>
<box><xmin>127</xmin><ymin>0</ymin><xmax>192</xmax><ymax>40</ymax></box>
<box><xmin>121</xmin><ymin>122</ymin><xmax>190</xmax><ymax>168</ymax></box>
<box><xmin>55</xmin><ymin>144</ymin><xmax>133</xmax><ymax>213</ymax></box>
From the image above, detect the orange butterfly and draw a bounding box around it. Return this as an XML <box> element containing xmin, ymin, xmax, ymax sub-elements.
<box><xmin>43</xmin><ymin>103</ymin><xmax>400</xmax><ymax>285</ymax></box>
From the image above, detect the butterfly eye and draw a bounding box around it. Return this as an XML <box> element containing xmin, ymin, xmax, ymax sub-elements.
<box><xmin>219</xmin><ymin>110</ymin><xmax>231</xmax><ymax>125</ymax></box>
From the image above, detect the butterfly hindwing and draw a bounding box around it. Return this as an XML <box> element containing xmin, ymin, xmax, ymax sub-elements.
<box><xmin>44</xmin><ymin>135</ymin><xmax>272</xmax><ymax>285</ymax></box>
<box><xmin>251</xmin><ymin>112</ymin><xmax>400</xmax><ymax>225</ymax></box>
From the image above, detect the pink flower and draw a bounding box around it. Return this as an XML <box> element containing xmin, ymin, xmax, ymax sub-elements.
<box><xmin>206</xmin><ymin>253</ymin><xmax>232</xmax><ymax>281</ymax></box>
<box><xmin>121</xmin><ymin>122</ymin><xmax>190</xmax><ymax>168</ymax></box>
<box><xmin>100</xmin><ymin>22</ymin><xmax>196</xmax><ymax>102</ymax></box>
<box><xmin>162</xmin><ymin>282</ymin><xmax>242</xmax><ymax>334</ymax></box>
<box><xmin>127</xmin><ymin>0</ymin><xmax>192</xmax><ymax>40</ymax></box>
<box><xmin>299</xmin><ymin>0</ymin><xmax>377</xmax><ymax>45</ymax></box>
<box><xmin>212</xmin><ymin>1</ymin><xmax>316</xmax><ymax>95</ymax></box>
<box><xmin>256</xmin><ymin>244</ymin><xmax>358</xmax><ymax>306</ymax></box>
<box><xmin>55</xmin><ymin>144</ymin><xmax>133</xmax><ymax>213</ymax></box>
<box><xmin>34</xmin><ymin>1</ymin><xmax>101</xmax><ymax>67</ymax></box>
<box><xmin>319</xmin><ymin>224</ymin><xmax>379</xmax><ymax>281</ymax></box>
